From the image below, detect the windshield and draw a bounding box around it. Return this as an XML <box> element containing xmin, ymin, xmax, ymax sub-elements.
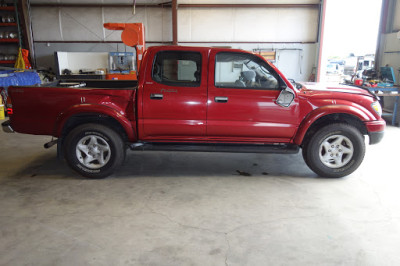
<box><xmin>288</xmin><ymin>79</ymin><xmax>303</xmax><ymax>90</ymax></box>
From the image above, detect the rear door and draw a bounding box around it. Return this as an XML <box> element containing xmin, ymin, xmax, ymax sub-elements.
<box><xmin>207</xmin><ymin>51</ymin><xmax>299</xmax><ymax>143</ymax></box>
<box><xmin>141</xmin><ymin>49</ymin><xmax>208</xmax><ymax>141</ymax></box>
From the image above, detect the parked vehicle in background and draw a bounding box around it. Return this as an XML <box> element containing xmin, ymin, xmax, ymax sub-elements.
<box><xmin>344</xmin><ymin>55</ymin><xmax>375</xmax><ymax>82</ymax></box>
<box><xmin>326</xmin><ymin>62</ymin><xmax>344</xmax><ymax>74</ymax></box>
<box><xmin>2</xmin><ymin>46</ymin><xmax>385</xmax><ymax>179</ymax></box>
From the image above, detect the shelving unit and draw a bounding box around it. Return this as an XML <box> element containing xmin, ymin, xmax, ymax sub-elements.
<box><xmin>0</xmin><ymin>1</ymin><xmax>22</xmax><ymax>67</ymax></box>
<box><xmin>0</xmin><ymin>5</ymin><xmax>14</xmax><ymax>11</ymax></box>
<box><xmin>0</xmin><ymin>38</ymin><xmax>18</xmax><ymax>42</ymax></box>
<box><xmin>0</xmin><ymin>22</ymin><xmax>17</xmax><ymax>26</ymax></box>
<box><xmin>0</xmin><ymin>60</ymin><xmax>15</xmax><ymax>64</ymax></box>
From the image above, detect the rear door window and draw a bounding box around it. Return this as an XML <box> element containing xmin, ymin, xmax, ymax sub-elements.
<box><xmin>152</xmin><ymin>51</ymin><xmax>202</xmax><ymax>87</ymax></box>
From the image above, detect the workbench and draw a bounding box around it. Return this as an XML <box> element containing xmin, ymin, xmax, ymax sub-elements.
<box><xmin>368</xmin><ymin>86</ymin><xmax>400</xmax><ymax>126</ymax></box>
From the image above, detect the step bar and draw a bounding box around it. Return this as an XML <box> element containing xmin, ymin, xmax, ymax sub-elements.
<box><xmin>129</xmin><ymin>142</ymin><xmax>299</xmax><ymax>154</ymax></box>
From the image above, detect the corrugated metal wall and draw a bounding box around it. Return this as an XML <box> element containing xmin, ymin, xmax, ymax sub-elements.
<box><xmin>31</xmin><ymin>7</ymin><xmax>172</xmax><ymax>42</ymax></box>
<box><xmin>178</xmin><ymin>7</ymin><xmax>318</xmax><ymax>43</ymax></box>
<box><xmin>376</xmin><ymin>0</ymin><xmax>400</xmax><ymax>124</ymax></box>
<box><xmin>30</xmin><ymin>0</ymin><xmax>321</xmax><ymax>81</ymax></box>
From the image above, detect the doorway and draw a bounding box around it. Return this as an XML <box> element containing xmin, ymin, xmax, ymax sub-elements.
<box><xmin>319</xmin><ymin>0</ymin><xmax>382</xmax><ymax>83</ymax></box>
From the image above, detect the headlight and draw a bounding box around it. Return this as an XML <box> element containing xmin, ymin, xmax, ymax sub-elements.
<box><xmin>371</xmin><ymin>101</ymin><xmax>382</xmax><ymax>117</ymax></box>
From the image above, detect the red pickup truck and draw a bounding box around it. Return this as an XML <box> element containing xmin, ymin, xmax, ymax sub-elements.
<box><xmin>2</xmin><ymin>46</ymin><xmax>385</xmax><ymax>178</ymax></box>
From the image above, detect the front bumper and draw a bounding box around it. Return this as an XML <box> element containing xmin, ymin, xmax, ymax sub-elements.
<box><xmin>369</xmin><ymin>131</ymin><xmax>384</xmax><ymax>145</ymax></box>
<box><xmin>2</xmin><ymin>120</ymin><xmax>14</xmax><ymax>133</ymax></box>
<box><xmin>365</xmin><ymin>119</ymin><xmax>385</xmax><ymax>145</ymax></box>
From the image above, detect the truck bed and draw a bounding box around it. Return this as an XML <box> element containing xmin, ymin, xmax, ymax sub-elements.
<box><xmin>7</xmin><ymin>79</ymin><xmax>137</xmax><ymax>137</ymax></box>
<box><xmin>48</xmin><ymin>79</ymin><xmax>138</xmax><ymax>89</ymax></box>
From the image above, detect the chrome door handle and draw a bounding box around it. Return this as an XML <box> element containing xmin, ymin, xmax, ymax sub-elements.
<box><xmin>215</xmin><ymin>96</ymin><xmax>228</xmax><ymax>103</ymax></box>
<box><xmin>150</xmin><ymin>94</ymin><xmax>163</xmax><ymax>100</ymax></box>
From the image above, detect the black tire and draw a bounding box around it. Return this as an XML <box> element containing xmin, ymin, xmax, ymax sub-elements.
<box><xmin>302</xmin><ymin>123</ymin><xmax>365</xmax><ymax>178</ymax></box>
<box><xmin>64</xmin><ymin>123</ymin><xmax>125</xmax><ymax>178</ymax></box>
<box><xmin>301</xmin><ymin>143</ymin><xmax>310</xmax><ymax>168</ymax></box>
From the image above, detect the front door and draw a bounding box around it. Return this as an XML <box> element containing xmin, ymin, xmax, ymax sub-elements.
<box><xmin>207</xmin><ymin>51</ymin><xmax>299</xmax><ymax>143</ymax></box>
<box><xmin>141</xmin><ymin>50</ymin><xmax>208</xmax><ymax>141</ymax></box>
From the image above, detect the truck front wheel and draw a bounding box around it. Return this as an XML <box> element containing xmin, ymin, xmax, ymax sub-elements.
<box><xmin>303</xmin><ymin>124</ymin><xmax>365</xmax><ymax>178</ymax></box>
<box><xmin>64</xmin><ymin>123</ymin><xmax>125</xmax><ymax>178</ymax></box>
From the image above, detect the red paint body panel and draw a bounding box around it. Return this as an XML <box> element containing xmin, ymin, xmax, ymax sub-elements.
<box><xmin>6</xmin><ymin>46</ymin><xmax>385</xmax><ymax>147</ymax></box>
<box><xmin>140</xmin><ymin>47</ymin><xmax>209</xmax><ymax>140</ymax></box>
<box><xmin>8</xmin><ymin>87</ymin><xmax>136</xmax><ymax>140</ymax></box>
<box><xmin>206</xmin><ymin>49</ymin><xmax>299</xmax><ymax>143</ymax></box>
<box><xmin>364</xmin><ymin>120</ymin><xmax>386</xmax><ymax>132</ymax></box>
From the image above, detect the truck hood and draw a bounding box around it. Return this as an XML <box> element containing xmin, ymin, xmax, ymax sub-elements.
<box><xmin>299</xmin><ymin>82</ymin><xmax>375</xmax><ymax>98</ymax></box>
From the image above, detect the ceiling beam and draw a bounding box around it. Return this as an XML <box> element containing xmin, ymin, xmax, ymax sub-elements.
<box><xmin>33</xmin><ymin>41</ymin><xmax>171</xmax><ymax>43</ymax></box>
<box><xmin>30</xmin><ymin>3</ymin><xmax>319</xmax><ymax>9</ymax></box>
<box><xmin>172</xmin><ymin>0</ymin><xmax>177</xmax><ymax>45</ymax></box>
<box><xmin>30</xmin><ymin>3</ymin><xmax>171</xmax><ymax>8</ymax></box>
<box><xmin>178</xmin><ymin>4</ymin><xmax>319</xmax><ymax>8</ymax></box>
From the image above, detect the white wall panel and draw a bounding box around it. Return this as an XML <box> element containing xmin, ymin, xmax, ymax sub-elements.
<box><xmin>146</xmin><ymin>8</ymin><xmax>173</xmax><ymax>42</ymax></box>
<box><xmin>275</xmin><ymin>9</ymin><xmax>318</xmax><ymax>42</ymax></box>
<box><xmin>31</xmin><ymin>8</ymin><xmax>63</xmax><ymax>41</ymax></box>
<box><xmin>384</xmin><ymin>32</ymin><xmax>400</xmax><ymax>52</ymax></box>
<box><xmin>179</xmin><ymin>8</ymin><xmax>235</xmax><ymax>42</ymax></box>
<box><xmin>233</xmin><ymin>8</ymin><xmax>278</xmax><ymax>41</ymax></box>
<box><xmin>31</xmin><ymin>3</ymin><xmax>319</xmax><ymax>81</ymax></box>
<box><xmin>393</xmin><ymin>1</ymin><xmax>400</xmax><ymax>31</ymax></box>
<box><xmin>31</xmin><ymin>0</ymin><xmax>167</xmax><ymax>4</ymax></box>
<box><xmin>178</xmin><ymin>0</ymin><xmax>319</xmax><ymax>4</ymax></box>
<box><xmin>32</xmin><ymin>7</ymin><xmax>172</xmax><ymax>42</ymax></box>
<box><xmin>30</xmin><ymin>0</ymin><xmax>318</xmax><ymax>3</ymax></box>
<box><xmin>178</xmin><ymin>8</ymin><xmax>318</xmax><ymax>42</ymax></box>
<box><xmin>103</xmin><ymin>8</ymin><xmax>147</xmax><ymax>41</ymax></box>
<box><xmin>61</xmin><ymin>8</ymin><xmax>104</xmax><ymax>41</ymax></box>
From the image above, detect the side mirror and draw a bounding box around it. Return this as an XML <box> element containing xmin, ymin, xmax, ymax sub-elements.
<box><xmin>276</xmin><ymin>88</ymin><xmax>295</xmax><ymax>107</ymax></box>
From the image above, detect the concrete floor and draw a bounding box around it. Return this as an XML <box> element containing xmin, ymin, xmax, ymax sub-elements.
<box><xmin>1</xmin><ymin>123</ymin><xmax>400</xmax><ymax>266</ymax></box>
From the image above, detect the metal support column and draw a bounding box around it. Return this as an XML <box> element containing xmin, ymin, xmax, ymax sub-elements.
<box><xmin>172</xmin><ymin>0</ymin><xmax>178</xmax><ymax>45</ymax></box>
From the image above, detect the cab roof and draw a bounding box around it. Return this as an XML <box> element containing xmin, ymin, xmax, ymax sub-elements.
<box><xmin>146</xmin><ymin>45</ymin><xmax>254</xmax><ymax>55</ymax></box>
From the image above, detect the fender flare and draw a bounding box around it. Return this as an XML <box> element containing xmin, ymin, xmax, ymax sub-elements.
<box><xmin>293</xmin><ymin>104</ymin><xmax>373</xmax><ymax>145</ymax></box>
<box><xmin>53</xmin><ymin>104</ymin><xmax>136</xmax><ymax>141</ymax></box>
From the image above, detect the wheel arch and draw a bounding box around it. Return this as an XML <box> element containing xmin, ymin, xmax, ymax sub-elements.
<box><xmin>54</xmin><ymin>104</ymin><xmax>136</xmax><ymax>141</ymax></box>
<box><xmin>56</xmin><ymin>112</ymin><xmax>132</xmax><ymax>160</ymax></box>
<box><xmin>294</xmin><ymin>109</ymin><xmax>368</xmax><ymax>146</ymax></box>
<box><xmin>60</xmin><ymin>113</ymin><xmax>131</xmax><ymax>141</ymax></box>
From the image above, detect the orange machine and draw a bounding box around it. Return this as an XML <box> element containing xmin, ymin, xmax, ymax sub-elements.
<box><xmin>103</xmin><ymin>23</ymin><xmax>145</xmax><ymax>80</ymax></box>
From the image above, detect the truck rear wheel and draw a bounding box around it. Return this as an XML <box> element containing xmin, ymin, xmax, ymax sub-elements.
<box><xmin>64</xmin><ymin>123</ymin><xmax>125</xmax><ymax>178</ymax></box>
<box><xmin>302</xmin><ymin>123</ymin><xmax>365</xmax><ymax>178</ymax></box>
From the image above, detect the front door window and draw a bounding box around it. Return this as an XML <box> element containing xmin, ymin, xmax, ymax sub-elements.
<box><xmin>215</xmin><ymin>52</ymin><xmax>279</xmax><ymax>90</ymax></box>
